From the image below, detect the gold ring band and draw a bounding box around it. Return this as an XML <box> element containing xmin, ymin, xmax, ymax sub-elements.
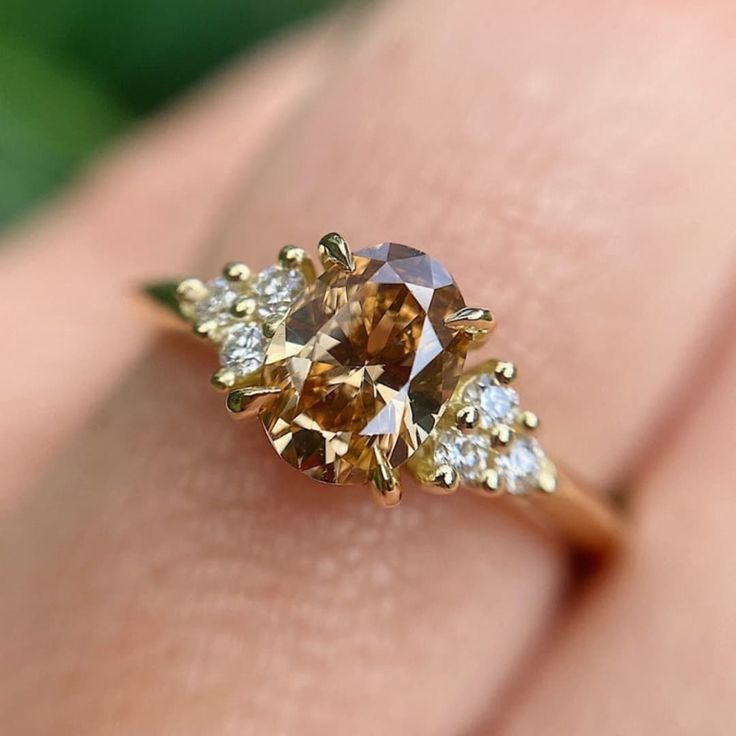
<box><xmin>141</xmin><ymin>234</ymin><xmax>625</xmax><ymax>562</ymax></box>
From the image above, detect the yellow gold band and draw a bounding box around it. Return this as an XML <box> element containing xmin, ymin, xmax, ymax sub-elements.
<box><xmin>141</xmin><ymin>234</ymin><xmax>626</xmax><ymax>564</ymax></box>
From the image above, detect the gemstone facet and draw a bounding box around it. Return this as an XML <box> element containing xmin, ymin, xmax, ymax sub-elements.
<box><xmin>254</xmin><ymin>266</ymin><xmax>305</xmax><ymax>319</ymax></box>
<box><xmin>219</xmin><ymin>323</ymin><xmax>266</xmax><ymax>378</ymax></box>
<box><xmin>496</xmin><ymin>436</ymin><xmax>545</xmax><ymax>494</ymax></box>
<box><xmin>433</xmin><ymin>428</ymin><xmax>491</xmax><ymax>484</ymax></box>
<box><xmin>260</xmin><ymin>243</ymin><xmax>468</xmax><ymax>484</ymax></box>
<box><xmin>462</xmin><ymin>374</ymin><xmax>519</xmax><ymax>428</ymax></box>
<box><xmin>193</xmin><ymin>276</ymin><xmax>240</xmax><ymax>326</ymax></box>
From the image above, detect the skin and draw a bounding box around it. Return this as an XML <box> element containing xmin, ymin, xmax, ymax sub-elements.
<box><xmin>1</xmin><ymin>1</ymin><xmax>735</xmax><ymax>734</ymax></box>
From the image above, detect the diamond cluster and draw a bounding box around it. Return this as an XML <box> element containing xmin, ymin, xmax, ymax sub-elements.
<box><xmin>410</xmin><ymin>367</ymin><xmax>555</xmax><ymax>495</ymax></box>
<box><xmin>180</xmin><ymin>262</ymin><xmax>305</xmax><ymax>384</ymax></box>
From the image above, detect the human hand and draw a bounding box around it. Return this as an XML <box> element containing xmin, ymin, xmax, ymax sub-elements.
<box><xmin>2</xmin><ymin>2</ymin><xmax>735</xmax><ymax>733</ymax></box>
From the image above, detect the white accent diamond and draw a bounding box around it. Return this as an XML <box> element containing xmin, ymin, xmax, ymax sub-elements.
<box><xmin>433</xmin><ymin>428</ymin><xmax>491</xmax><ymax>484</ymax></box>
<box><xmin>254</xmin><ymin>266</ymin><xmax>304</xmax><ymax>319</ymax></box>
<box><xmin>193</xmin><ymin>277</ymin><xmax>240</xmax><ymax>326</ymax></box>
<box><xmin>495</xmin><ymin>437</ymin><xmax>544</xmax><ymax>495</ymax></box>
<box><xmin>462</xmin><ymin>374</ymin><xmax>519</xmax><ymax>428</ymax></box>
<box><xmin>219</xmin><ymin>323</ymin><xmax>266</xmax><ymax>377</ymax></box>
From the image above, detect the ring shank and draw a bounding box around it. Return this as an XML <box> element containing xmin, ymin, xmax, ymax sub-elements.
<box><xmin>501</xmin><ymin>469</ymin><xmax>626</xmax><ymax>561</ymax></box>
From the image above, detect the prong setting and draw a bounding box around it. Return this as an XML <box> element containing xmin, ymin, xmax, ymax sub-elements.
<box><xmin>211</xmin><ymin>367</ymin><xmax>237</xmax><ymax>391</ymax></box>
<box><xmin>318</xmin><ymin>232</ymin><xmax>355</xmax><ymax>272</ymax></box>
<box><xmin>176</xmin><ymin>278</ymin><xmax>209</xmax><ymax>304</ymax></box>
<box><xmin>194</xmin><ymin>319</ymin><xmax>218</xmax><ymax>339</ymax></box>
<box><xmin>226</xmin><ymin>385</ymin><xmax>281</xmax><ymax>419</ymax></box>
<box><xmin>223</xmin><ymin>262</ymin><xmax>251</xmax><ymax>283</ymax></box>
<box><xmin>536</xmin><ymin>458</ymin><xmax>558</xmax><ymax>494</ymax></box>
<box><xmin>494</xmin><ymin>361</ymin><xmax>517</xmax><ymax>384</ymax></box>
<box><xmin>432</xmin><ymin>464</ymin><xmax>460</xmax><ymax>493</ymax></box>
<box><xmin>279</xmin><ymin>245</ymin><xmax>317</xmax><ymax>283</ymax></box>
<box><xmin>490</xmin><ymin>423</ymin><xmax>514</xmax><ymax>448</ymax></box>
<box><xmin>371</xmin><ymin>447</ymin><xmax>402</xmax><ymax>507</ymax></box>
<box><xmin>262</xmin><ymin>313</ymin><xmax>285</xmax><ymax>339</ymax></box>
<box><xmin>231</xmin><ymin>296</ymin><xmax>257</xmax><ymax>319</ymax></box>
<box><xmin>456</xmin><ymin>405</ymin><xmax>480</xmax><ymax>431</ymax></box>
<box><xmin>444</xmin><ymin>306</ymin><xmax>495</xmax><ymax>335</ymax></box>
<box><xmin>481</xmin><ymin>468</ymin><xmax>504</xmax><ymax>496</ymax></box>
<box><xmin>518</xmin><ymin>410</ymin><xmax>539</xmax><ymax>431</ymax></box>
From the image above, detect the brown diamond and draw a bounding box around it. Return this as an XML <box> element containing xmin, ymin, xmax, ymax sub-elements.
<box><xmin>260</xmin><ymin>243</ymin><xmax>468</xmax><ymax>484</ymax></box>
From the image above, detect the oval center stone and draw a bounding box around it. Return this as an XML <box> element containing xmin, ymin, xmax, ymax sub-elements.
<box><xmin>261</xmin><ymin>242</ymin><xmax>468</xmax><ymax>484</ymax></box>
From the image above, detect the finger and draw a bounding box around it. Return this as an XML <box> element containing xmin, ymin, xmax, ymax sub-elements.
<box><xmin>214</xmin><ymin>0</ymin><xmax>736</xmax><ymax>487</ymax></box>
<box><xmin>494</xmin><ymin>324</ymin><xmax>736</xmax><ymax>735</ymax></box>
<box><xmin>3</xmin><ymin>0</ymin><xmax>736</xmax><ymax>734</ymax></box>
<box><xmin>0</xmin><ymin>24</ymin><xmax>331</xmax><ymax>509</ymax></box>
<box><xmin>0</xmin><ymin>341</ymin><xmax>561</xmax><ymax>735</ymax></box>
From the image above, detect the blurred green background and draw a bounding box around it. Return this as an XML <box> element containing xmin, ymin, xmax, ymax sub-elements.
<box><xmin>0</xmin><ymin>0</ymin><xmax>339</xmax><ymax>226</ymax></box>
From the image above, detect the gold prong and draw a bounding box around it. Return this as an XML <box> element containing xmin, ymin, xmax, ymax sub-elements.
<box><xmin>444</xmin><ymin>307</ymin><xmax>495</xmax><ymax>334</ymax></box>
<box><xmin>176</xmin><ymin>278</ymin><xmax>208</xmax><ymax>304</ymax></box>
<box><xmin>518</xmin><ymin>410</ymin><xmax>539</xmax><ymax>431</ymax></box>
<box><xmin>490</xmin><ymin>423</ymin><xmax>514</xmax><ymax>448</ymax></box>
<box><xmin>226</xmin><ymin>385</ymin><xmax>281</xmax><ymax>419</ymax></box>
<box><xmin>432</xmin><ymin>464</ymin><xmax>459</xmax><ymax>493</ymax></box>
<box><xmin>223</xmin><ymin>261</ymin><xmax>251</xmax><ymax>283</ymax></box>
<box><xmin>211</xmin><ymin>367</ymin><xmax>237</xmax><ymax>391</ymax></box>
<box><xmin>318</xmin><ymin>232</ymin><xmax>355</xmax><ymax>272</ymax></box>
<box><xmin>371</xmin><ymin>447</ymin><xmax>402</xmax><ymax>508</ymax></box>
<box><xmin>193</xmin><ymin>319</ymin><xmax>218</xmax><ymax>339</ymax></box>
<box><xmin>536</xmin><ymin>458</ymin><xmax>558</xmax><ymax>494</ymax></box>
<box><xmin>456</xmin><ymin>405</ymin><xmax>480</xmax><ymax>431</ymax></box>
<box><xmin>481</xmin><ymin>468</ymin><xmax>504</xmax><ymax>496</ymax></box>
<box><xmin>279</xmin><ymin>245</ymin><xmax>317</xmax><ymax>283</ymax></box>
<box><xmin>262</xmin><ymin>313</ymin><xmax>285</xmax><ymax>339</ymax></box>
<box><xmin>231</xmin><ymin>296</ymin><xmax>257</xmax><ymax>319</ymax></box>
<box><xmin>494</xmin><ymin>361</ymin><xmax>517</xmax><ymax>384</ymax></box>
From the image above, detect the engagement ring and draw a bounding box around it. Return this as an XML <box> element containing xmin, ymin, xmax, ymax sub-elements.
<box><xmin>143</xmin><ymin>234</ymin><xmax>625</xmax><ymax>560</ymax></box>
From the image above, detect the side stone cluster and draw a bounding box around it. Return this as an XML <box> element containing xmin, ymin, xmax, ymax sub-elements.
<box><xmin>407</xmin><ymin>360</ymin><xmax>557</xmax><ymax>496</ymax></box>
<box><xmin>175</xmin><ymin>252</ymin><xmax>307</xmax><ymax>389</ymax></box>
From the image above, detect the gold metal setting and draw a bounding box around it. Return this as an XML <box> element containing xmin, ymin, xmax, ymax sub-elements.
<box><xmin>318</xmin><ymin>232</ymin><xmax>356</xmax><ymax>272</ymax></box>
<box><xmin>431</xmin><ymin>464</ymin><xmax>460</xmax><ymax>493</ymax></box>
<box><xmin>444</xmin><ymin>306</ymin><xmax>495</xmax><ymax>334</ymax></box>
<box><xmin>226</xmin><ymin>386</ymin><xmax>282</xmax><ymax>419</ymax></box>
<box><xmin>176</xmin><ymin>277</ymin><xmax>208</xmax><ymax>304</ymax></box>
<box><xmin>278</xmin><ymin>244</ymin><xmax>317</xmax><ymax>283</ymax></box>
<box><xmin>371</xmin><ymin>447</ymin><xmax>402</xmax><ymax>508</ymax></box>
<box><xmin>456</xmin><ymin>405</ymin><xmax>480</xmax><ymax>431</ymax></box>
<box><xmin>211</xmin><ymin>366</ymin><xmax>237</xmax><ymax>391</ymax></box>
<box><xmin>223</xmin><ymin>261</ymin><xmax>251</xmax><ymax>283</ymax></box>
<box><xmin>141</xmin><ymin>233</ymin><xmax>625</xmax><ymax>559</ymax></box>
<box><xmin>494</xmin><ymin>360</ymin><xmax>517</xmax><ymax>384</ymax></box>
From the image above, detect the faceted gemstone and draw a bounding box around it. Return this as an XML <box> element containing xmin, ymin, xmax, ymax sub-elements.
<box><xmin>434</xmin><ymin>428</ymin><xmax>491</xmax><ymax>484</ymax></box>
<box><xmin>254</xmin><ymin>266</ymin><xmax>305</xmax><ymax>319</ymax></box>
<box><xmin>260</xmin><ymin>243</ymin><xmax>468</xmax><ymax>484</ymax></box>
<box><xmin>193</xmin><ymin>277</ymin><xmax>240</xmax><ymax>326</ymax></box>
<box><xmin>219</xmin><ymin>323</ymin><xmax>266</xmax><ymax>377</ymax></box>
<box><xmin>495</xmin><ymin>436</ymin><xmax>545</xmax><ymax>494</ymax></box>
<box><xmin>462</xmin><ymin>374</ymin><xmax>519</xmax><ymax>428</ymax></box>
